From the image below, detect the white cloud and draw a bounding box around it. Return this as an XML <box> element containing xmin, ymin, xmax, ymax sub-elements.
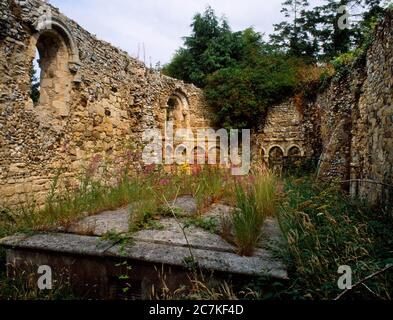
<box><xmin>48</xmin><ymin>0</ymin><xmax>323</xmax><ymax>65</ymax></box>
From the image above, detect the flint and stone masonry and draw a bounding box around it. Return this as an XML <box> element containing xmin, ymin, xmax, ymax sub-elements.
<box><xmin>0</xmin><ymin>0</ymin><xmax>392</xmax><ymax>212</ymax></box>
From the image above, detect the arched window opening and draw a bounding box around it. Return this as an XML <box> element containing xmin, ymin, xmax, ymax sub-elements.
<box><xmin>269</xmin><ymin>146</ymin><xmax>284</xmax><ymax>163</ymax></box>
<box><xmin>34</xmin><ymin>30</ymin><xmax>72</xmax><ymax>116</ymax></box>
<box><xmin>269</xmin><ymin>146</ymin><xmax>284</xmax><ymax>174</ymax></box>
<box><xmin>175</xmin><ymin>145</ymin><xmax>188</xmax><ymax>164</ymax></box>
<box><xmin>166</xmin><ymin>97</ymin><xmax>177</xmax><ymax>122</ymax></box>
<box><xmin>165</xmin><ymin>92</ymin><xmax>190</xmax><ymax>130</ymax></box>
<box><xmin>209</xmin><ymin>147</ymin><xmax>222</xmax><ymax>165</ymax></box>
<box><xmin>269</xmin><ymin>146</ymin><xmax>284</xmax><ymax>159</ymax></box>
<box><xmin>288</xmin><ymin>146</ymin><xmax>302</xmax><ymax>159</ymax></box>
<box><xmin>192</xmin><ymin>146</ymin><xmax>206</xmax><ymax>164</ymax></box>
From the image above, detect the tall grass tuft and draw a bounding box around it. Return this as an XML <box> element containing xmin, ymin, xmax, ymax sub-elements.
<box><xmin>232</xmin><ymin>186</ymin><xmax>261</xmax><ymax>256</ymax></box>
<box><xmin>253</xmin><ymin>169</ymin><xmax>278</xmax><ymax>219</ymax></box>
<box><xmin>231</xmin><ymin>168</ymin><xmax>278</xmax><ymax>256</ymax></box>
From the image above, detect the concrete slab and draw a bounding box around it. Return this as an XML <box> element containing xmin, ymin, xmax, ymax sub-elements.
<box><xmin>204</xmin><ymin>203</ymin><xmax>236</xmax><ymax>218</ymax></box>
<box><xmin>0</xmin><ymin>200</ymin><xmax>288</xmax><ymax>287</ymax></box>
<box><xmin>203</xmin><ymin>203</ymin><xmax>285</xmax><ymax>251</ymax></box>
<box><xmin>260</xmin><ymin>218</ymin><xmax>286</xmax><ymax>251</ymax></box>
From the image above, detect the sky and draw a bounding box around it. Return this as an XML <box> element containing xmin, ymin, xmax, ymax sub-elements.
<box><xmin>48</xmin><ymin>0</ymin><xmax>325</xmax><ymax>66</ymax></box>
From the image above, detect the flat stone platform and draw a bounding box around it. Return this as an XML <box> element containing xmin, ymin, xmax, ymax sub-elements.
<box><xmin>0</xmin><ymin>199</ymin><xmax>287</xmax><ymax>298</ymax></box>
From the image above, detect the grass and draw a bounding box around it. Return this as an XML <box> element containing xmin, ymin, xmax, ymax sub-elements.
<box><xmin>0</xmin><ymin>269</ymin><xmax>77</xmax><ymax>300</ymax></box>
<box><xmin>0</xmin><ymin>164</ymin><xmax>234</xmax><ymax>237</ymax></box>
<box><xmin>275</xmin><ymin>176</ymin><xmax>393</xmax><ymax>300</ymax></box>
<box><xmin>1</xmin><ymin>157</ymin><xmax>392</xmax><ymax>300</ymax></box>
<box><xmin>0</xmin><ymin>164</ymin><xmax>235</xmax><ymax>299</ymax></box>
<box><xmin>232</xmin><ymin>186</ymin><xmax>262</xmax><ymax>256</ymax></box>
<box><xmin>229</xmin><ymin>168</ymin><xmax>279</xmax><ymax>256</ymax></box>
<box><xmin>161</xmin><ymin>175</ymin><xmax>393</xmax><ymax>300</ymax></box>
<box><xmin>185</xmin><ymin>216</ymin><xmax>220</xmax><ymax>234</ymax></box>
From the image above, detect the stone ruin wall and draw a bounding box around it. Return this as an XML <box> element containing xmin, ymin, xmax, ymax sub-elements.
<box><xmin>0</xmin><ymin>0</ymin><xmax>212</xmax><ymax>207</ymax></box>
<box><xmin>255</xmin><ymin>10</ymin><xmax>392</xmax><ymax>211</ymax></box>
<box><xmin>315</xmin><ymin>10</ymin><xmax>393</xmax><ymax>212</ymax></box>
<box><xmin>1</xmin><ymin>0</ymin><xmax>392</xmax><ymax>212</ymax></box>
<box><xmin>254</xmin><ymin>97</ymin><xmax>321</xmax><ymax>165</ymax></box>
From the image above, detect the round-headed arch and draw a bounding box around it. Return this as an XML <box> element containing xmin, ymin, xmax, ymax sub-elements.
<box><xmin>287</xmin><ymin>145</ymin><xmax>304</xmax><ymax>157</ymax></box>
<box><xmin>34</xmin><ymin>17</ymin><xmax>81</xmax><ymax>76</ymax></box>
<box><xmin>260</xmin><ymin>147</ymin><xmax>267</xmax><ymax>158</ymax></box>
<box><xmin>166</xmin><ymin>90</ymin><xmax>190</xmax><ymax>128</ymax></box>
<box><xmin>268</xmin><ymin>145</ymin><xmax>285</xmax><ymax>159</ymax></box>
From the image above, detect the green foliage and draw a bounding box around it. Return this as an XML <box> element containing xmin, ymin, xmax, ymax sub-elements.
<box><xmin>331</xmin><ymin>49</ymin><xmax>363</xmax><ymax>76</ymax></box>
<box><xmin>163</xmin><ymin>2</ymin><xmax>389</xmax><ymax>131</ymax></box>
<box><xmin>270</xmin><ymin>0</ymin><xmax>387</xmax><ymax>60</ymax></box>
<box><xmin>30</xmin><ymin>65</ymin><xmax>40</xmax><ymax>104</ymax></box>
<box><xmin>232</xmin><ymin>185</ymin><xmax>262</xmax><ymax>256</ymax></box>
<box><xmin>205</xmin><ymin>53</ymin><xmax>302</xmax><ymax>129</ymax></box>
<box><xmin>277</xmin><ymin>177</ymin><xmax>393</xmax><ymax>299</ymax></box>
<box><xmin>230</xmin><ymin>170</ymin><xmax>278</xmax><ymax>256</ymax></box>
<box><xmin>0</xmin><ymin>270</ymin><xmax>76</xmax><ymax>300</ymax></box>
<box><xmin>270</xmin><ymin>0</ymin><xmax>319</xmax><ymax>57</ymax></box>
<box><xmin>253</xmin><ymin>170</ymin><xmax>278</xmax><ymax>219</ymax></box>
<box><xmin>162</xmin><ymin>7</ymin><xmax>242</xmax><ymax>87</ymax></box>
<box><xmin>185</xmin><ymin>216</ymin><xmax>219</xmax><ymax>234</ymax></box>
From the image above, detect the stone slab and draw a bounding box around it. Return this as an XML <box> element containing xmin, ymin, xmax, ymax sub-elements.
<box><xmin>204</xmin><ymin>203</ymin><xmax>236</xmax><ymax>218</ymax></box>
<box><xmin>0</xmin><ymin>232</ymin><xmax>288</xmax><ymax>280</ymax></box>
<box><xmin>0</xmin><ymin>233</ymin><xmax>114</xmax><ymax>256</ymax></box>
<box><xmin>203</xmin><ymin>203</ymin><xmax>285</xmax><ymax>251</ymax></box>
<box><xmin>108</xmin><ymin>240</ymin><xmax>288</xmax><ymax>279</ymax></box>
<box><xmin>67</xmin><ymin>207</ymin><xmax>130</xmax><ymax>236</ymax></box>
<box><xmin>166</xmin><ymin>195</ymin><xmax>198</xmax><ymax>216</ymax></box>
<box><xmin>133</xmin><ymin>218</ymin><xmax>235</xmax><ymax>253</ymax></box>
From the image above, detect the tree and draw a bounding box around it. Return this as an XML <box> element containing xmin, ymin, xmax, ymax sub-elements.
<box><xmin>271</xmin><ymin>0</ymin><xmax>387</xmax><ymax>59</ymax></box>
<box><xmin>270</xmin><ymin>0</ymin><xmax>318</xmax><ymax>58</ymax></box>
<box><xmin>308</xmin><ymin>0</ymin><xmax>386</xmax><ymax>58</ymax></box>
<box><xmin>162</xmin><ymin>7</ymin><xmax>243</xmax><ymax>87</ymax></box>
<box><xmin>30</xmin><ymin>64</ymin><xmax>40</xmax><ymax>104</ymax></box>
<box><xmin>205</xmin><ymin>52</ymin><xmax>303</xmax><ymax>129</ymax></box>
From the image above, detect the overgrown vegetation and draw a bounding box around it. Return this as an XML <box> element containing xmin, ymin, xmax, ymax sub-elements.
<box><xmin>230</xmin><ymin>169</ymin><xmax>278</xmax><ymax>256</ymax></box>
<box><xmin>2</xmin><ymin>2</ymin><xmax>393</xmax><ymax>300</ymax></box>
<box><xmin>0</xmin><ymin>165</ymin><xmax>234</xmax><ymax>240</ymax></box>
<box><xmin>275</xmin><ymin>177</ymin><xmax>393</xmax><ymax>299</ymax></box>
<box><xmin>163</xmin><ymin>2</ymin><xmax>389</xmax><ymax>129</ymax></box>
<box><xmin>1</xmin><ymin>164</ymin><xmax>392</xmax><ymax>299</ymax></box>
<box><xmin>154</xmin><ymin>175</ymin><xmax>393</xmax><ymax>300</ymax></box>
